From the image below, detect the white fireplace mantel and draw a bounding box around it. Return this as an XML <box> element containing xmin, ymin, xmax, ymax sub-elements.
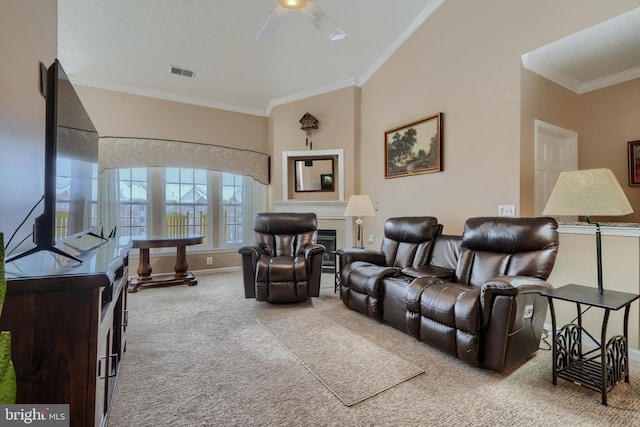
<box><xmin>273</xmin><ymin>200</ymin><xmax>353</xmax><ymax>247</ymax></box>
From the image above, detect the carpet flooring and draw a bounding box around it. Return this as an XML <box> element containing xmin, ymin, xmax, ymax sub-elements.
<box><xmin>109</xmin><ymin>271</ymin><xmax>640</xmax><ymax>426</ymax></box>
<box><xmin>256</xmin><ymin>309</ymin><xmax>424</xmax><ymax>406</ymax></box>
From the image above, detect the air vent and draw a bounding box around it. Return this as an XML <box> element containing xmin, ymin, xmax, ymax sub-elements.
<box><xmin>170</xmin><ymin>66</ymin><xmax>195</xmax><ymax>78</ymax></box>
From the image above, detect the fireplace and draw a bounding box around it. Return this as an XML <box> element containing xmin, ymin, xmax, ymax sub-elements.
<box><xmin>272</xmin><ymin>201</ymin><xmax>352</xmax><ymax>272</ymax></box>
<box><xmin>317</xmin><ymin>229</ymin><xmax>337</xmax><ymax>273</ymax></box>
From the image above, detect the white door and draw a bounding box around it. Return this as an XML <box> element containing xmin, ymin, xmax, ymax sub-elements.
<box><xmin>534</xmin><ymin>119</ymin><xmax>578</xmax><ymax>216</ymax></box>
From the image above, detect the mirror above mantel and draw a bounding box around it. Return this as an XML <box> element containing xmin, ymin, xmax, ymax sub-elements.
<box><xmin>294</xmin><ymin>158</ymin><xmax>334</xmax><ymax>192</ymax></box>
<box><xmin>282</xmin><ymin>149</ymin><xmax>344</xmax><ymax>201</ymax></box>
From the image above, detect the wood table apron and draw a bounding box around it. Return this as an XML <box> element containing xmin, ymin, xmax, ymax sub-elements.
<box><xmin>128</xmin><ymin>234</ymin><xmax>203</xmax><ymax>292</ymax></box>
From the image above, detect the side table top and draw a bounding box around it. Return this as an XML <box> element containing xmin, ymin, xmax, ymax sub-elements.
<box><xmin>541</xmin><ymin>284</ymin><xmax>640</xmax><ymax>310</ymax></box>
<box><xmin>129</xmin><ymin>234</ymin><xmax>204</xmax><ymax>248</ymax></box>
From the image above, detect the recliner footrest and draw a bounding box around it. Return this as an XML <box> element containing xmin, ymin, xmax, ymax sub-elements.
<box><xmin>340</xmin><ymin>261</ymin><xmax>398</xmax><ymax>320</ymax></box>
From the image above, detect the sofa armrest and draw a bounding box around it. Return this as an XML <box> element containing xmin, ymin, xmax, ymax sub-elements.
<box><xmin>237</xmin><ymin>245</ymin><xmax>268</xmax><ymax>298</ymax></box>
<box><xmin>303</xmin><ymin>243</ymin><xmax>326</xmax><ymax>258</ymax></box>
<box><xmin>480</xmin><ymin>276</ymin><xmax>553</xmax><ymax>328</ymax></box>
<box><xmin>336</xmin><ymin>247</ymin><xmax>386</xmax><ymax>267</ymax></box>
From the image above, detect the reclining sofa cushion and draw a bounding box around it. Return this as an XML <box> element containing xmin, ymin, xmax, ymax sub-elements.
<box><xmin>340</xmin><ymin>217</ymin><xmax>441</xmax><ymax>320</ymax></box>
<box><xmin>382</xmin><ymin>235</ymin><xmax>460</xmax><ymax>331</ymax></box>
<box><xmin>406</xmin><ymin>217</ymin><xmax>558</xmax><ymax>372</ymax></box>
<box><xmin>455</xmin><ymin>217</ymin><xmax>559</xmax><ymax>286</ymax></box>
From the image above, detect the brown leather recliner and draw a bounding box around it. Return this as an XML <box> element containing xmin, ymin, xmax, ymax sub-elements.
<box><xmin>337</xmin><ymin>217</ymin><xmax>442</xmax><ymax>320</ymax></box>
<box><xmin>403</xmin><ymin>217</ymin><xmax>559</xmax><ymax>372</ymax></box>
<box><xmin>238</xmin><ymin>212</ymin><xmax>325</xmax><ymax>303</ymax></box>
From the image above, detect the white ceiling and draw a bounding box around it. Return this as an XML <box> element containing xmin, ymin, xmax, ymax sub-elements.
<box><xmin>58</xmin><ymin>2</ymin><xmax>640</xmax><ymax>117</ymax></box>
<box><xmin>522</xmin><ymin>7</ymin><xmax>640</xmax><ymax>94</ymax></box>
<box><xmin>58</xmin><ymin>0</ymin><xmax>444</xmax><ymax>116</ymax></box>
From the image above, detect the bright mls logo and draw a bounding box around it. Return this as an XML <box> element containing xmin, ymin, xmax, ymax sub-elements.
<box><xmin>1</xmin><ymin>405</ymin><xmax>69</xmax><ymax>426</ymax></box>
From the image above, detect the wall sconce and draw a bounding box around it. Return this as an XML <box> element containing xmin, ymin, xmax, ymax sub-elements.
<box><xmin>299</xmin><ymin>112</ymin><xmax>318</xmax><ymax>150</ymax></box>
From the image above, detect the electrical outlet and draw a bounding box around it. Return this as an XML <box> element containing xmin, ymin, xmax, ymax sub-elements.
<box><xmin>206</xmin><ymin>256</ymin><xmax>213</xmax><ymax>265</ymax></box>
<box><xmin>367</xmin><ymin>233</ymin><xmax>375</xmax><ymax>243</ymax></box>
<box><xmin>498</xmin><ymin>204</ymin><xmax>515</xmax><ymax>217</ymax></box>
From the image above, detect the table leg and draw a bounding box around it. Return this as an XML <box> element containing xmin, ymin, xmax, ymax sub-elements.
<box><xmin>137</xmin><ymin>248</ymin><xmax>152</xmax><ymax>279</ymax></box>
<box><xmin>624</xmin><ymin>304</ymin><xmax>631</xmax><ymax>383</ymax></box>
<box><xmin>174</xmin><ymin>245</ymin><xmax>197</xmax><ymax>286</ymax></box>
<box><xmin>600</xmin><ymin>309</ymin><xmax>611</xmax><ymax>406</ymax></box>
<box><xmin>548</xmin><ymin>297</ymin><xmax>557</xmax><ymax>386</ymax></box>
<box><xmin>175</xmin><ymin>245</ymin><xmax>188</xmax><ymax>277</ymax></box>
<box><xmin>129</xmin><ymin>248</ymin><xmax>152</xmax><ymax>293</ymax></box>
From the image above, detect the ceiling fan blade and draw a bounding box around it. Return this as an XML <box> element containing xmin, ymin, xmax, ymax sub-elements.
<box><xmin>302</xmin><ymin>2</ymin><xmax>346</xmax><ymax>42</ymax></box>
<box><xmin>255</xmin><ymin>7</ymin><xmax>285</xmax><ymax>42</ymax></box>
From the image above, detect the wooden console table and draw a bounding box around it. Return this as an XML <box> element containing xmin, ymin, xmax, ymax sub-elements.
<box><xmin>2</xmin><ymin>235</ymin><xmax>131</xmax><ymax>427</ymax></box>
<box><xmin>128</xmin><ymin>234</ymin><xmax>204</xmax><ymax>293</ymax></box>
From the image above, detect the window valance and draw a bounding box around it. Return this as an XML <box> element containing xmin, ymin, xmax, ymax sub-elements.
<box><xmin>98</xmin><ymin>137</ymin><xmax>269</xmax><ymax>185</ymax></box>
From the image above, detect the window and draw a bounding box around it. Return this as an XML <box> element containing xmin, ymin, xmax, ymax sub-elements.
<box><xmin>165</xmin><ymin>168</ymin><xmax>208</xmax><ymax>240</ymax></box>
<box><xmin>118</xmin><ymin>168</ymin><xmax>148</xmax><ymax>237</ymax></box>
<box><xmin>222</xmin><ymin>172</ymin><xmax>243</xmax><ymax>244</ymax></box>
<box><xmin>112</xmin><ymin>167</ymin><xmax>264</xmax><ymax>249</ymax></box>
<box><xmin>55</xmin><ymin>158</ymin><xmax>97</xmax><ymax>239</ymax></box>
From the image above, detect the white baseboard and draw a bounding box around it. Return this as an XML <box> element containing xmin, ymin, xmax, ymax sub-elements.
<box><xmin>543</xmin><ymin>323</ymin><xmax>640</xmax><ymax>361</ymax></box>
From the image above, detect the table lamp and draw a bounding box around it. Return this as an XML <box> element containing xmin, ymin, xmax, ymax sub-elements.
<box><xmin>344</xmin><ymin>195</ymin><xmax>376</xmax><ymax>248</ymax></box>
<box><xmin>542</xmin><ymin>168</ymin><xmax>633</xmax><ymax>293</ymax></box>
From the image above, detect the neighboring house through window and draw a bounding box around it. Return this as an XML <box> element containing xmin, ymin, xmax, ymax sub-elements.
<box><xmin>114</xmin><ymin>167</ymin><xmax>263</xmax><ymax>249</ymax></box>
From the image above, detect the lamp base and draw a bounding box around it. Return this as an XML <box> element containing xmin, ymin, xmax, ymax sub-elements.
<box><xmin>354</xmin><ymin>217</ymin><xmax>364</xmax><ymax>248</ymax></box>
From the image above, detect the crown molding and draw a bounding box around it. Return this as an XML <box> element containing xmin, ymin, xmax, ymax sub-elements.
<box><xmin>359</xmin><ymin>0</ymin><xmax>446</xmax><ymax>85</ymax></box>
<box><xmin>579</xmin><ymin>65</ymin><xmax>640</xmax><ymax>94</ymax></box>
<box><xmin>68</xmin><ymin>74</ymin><xmax>268</xmax><ymax>117</ymax></box>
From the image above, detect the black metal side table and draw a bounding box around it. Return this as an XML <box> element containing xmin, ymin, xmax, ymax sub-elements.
<box><xmin>541</xmin><ymin>284</ymin><xmax>639</xmax><ymax>405</ymax></box>
<box><xmin>333</xmin><ymin>251</ymin><xmax>341</xmax><ymax>293</ymax></box>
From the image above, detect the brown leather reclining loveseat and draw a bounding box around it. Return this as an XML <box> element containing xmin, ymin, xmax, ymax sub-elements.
<box><xmin>339</xmin><ymin>216</ymin><xmax>559</xmax><ymax>373</ymax></box>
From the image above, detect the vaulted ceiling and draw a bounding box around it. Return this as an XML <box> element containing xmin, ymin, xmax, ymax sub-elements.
<box><xmin>58</xmin><ymin>1</ymin><xmax>640</xmax><ymax>117</ymax></box>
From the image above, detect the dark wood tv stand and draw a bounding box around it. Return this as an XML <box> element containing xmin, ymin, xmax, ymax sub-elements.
<box><xmin>1</xmin><ymin>234</ymin><xmax>131</xmax><ymax>427</ymax></box>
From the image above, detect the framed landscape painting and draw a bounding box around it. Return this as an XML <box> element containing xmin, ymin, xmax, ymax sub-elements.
<box><xmin>628</xmin><ymin>140</ymin><xmax>640</xmax><ymax>186</ymax></box>
<box><xmin>384</xmin><ymin>113</ymin><xmax>442</xmax><ymax>179</ymax></box>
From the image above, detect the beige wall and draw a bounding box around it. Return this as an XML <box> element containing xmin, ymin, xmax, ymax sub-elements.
<box><xmin>580</xmin><ymin>79</ymin><xmax>640</xmax><ymax>222</ymax></box>
<box><xmin>520</xmin><ymin>71</ymin><xmax>640</xmax><ymax>220</ymax></box>
<box><xmin>76</xmin><ymin>86</ymin><xmax>268</xmax><ymax>153</ymax></box>
<box><xmin>519</xmin><ymin>68</ymin><xmax>580</xmax><ymax>217</ymax></box>
<box><xmin>356</xmin><ymin>0</ymin><xmax>638</xmax><ymax>240</ymax></box>
<box><xmin>72</xmin><ymin>87</ymin><xmax>269</xmax><ymax>273</ymax></box>
<box><xmin>269</xmin><ymin>87</ymin><xmax>358</xmax><ymax>204</ymax></box>
<box><xmin>0</xmin><ymin>0</ymin><xmax>57</xmax><ymax>245</ymax></box>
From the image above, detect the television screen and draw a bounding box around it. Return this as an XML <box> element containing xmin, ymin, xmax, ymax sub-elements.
<box><xmin>6</xmin><ymin>60</ymin><xmax>99</xmax><ymax>263</ymax></box>
<box><xmin>54</xmin><ymin>62</ymin><xmax>99</xmax><ymax>239</ymax></box>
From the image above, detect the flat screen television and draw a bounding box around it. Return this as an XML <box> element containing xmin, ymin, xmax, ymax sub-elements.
<box><xmin>7</xmin><ymin>59</ymin><xmax>100</xmax><ymax>263</ymax></box>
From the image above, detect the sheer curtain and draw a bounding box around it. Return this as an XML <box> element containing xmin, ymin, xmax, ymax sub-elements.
<box><xmin>97</xmin><ymin>169</ymin><xmax>120</xmax><ymax>238</ymax></box>
<box><xmin>243</xmin><ymin>176</ymin><xmax>267</xmax><ymax>242</ymax></box>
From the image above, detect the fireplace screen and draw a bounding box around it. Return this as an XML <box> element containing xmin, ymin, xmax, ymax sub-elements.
<box><xmin>317</xmin><ymin>229</ymin><xmax>336</xmax><ymax>273</ymax></box>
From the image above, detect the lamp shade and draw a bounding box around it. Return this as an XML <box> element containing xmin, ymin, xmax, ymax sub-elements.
<box><xmin>344</xmin><ymin>195</ymin><xmax>376</xmax><ymax>217</ymax></box>
<box><xmin>542</xmin><ymin>168</ymin><xmax>633</xmax><ymax>216</ymax></box>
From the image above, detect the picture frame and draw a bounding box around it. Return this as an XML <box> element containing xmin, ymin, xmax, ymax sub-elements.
<box><xmin>628</xmin><ymin>140</ymin><xmax>640</xmax><ymax>186</ymax></box>
<box><xmin>384</xmin><ymin>112</ymin><xmax>442</xmax><ymax>179</ymax></box>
